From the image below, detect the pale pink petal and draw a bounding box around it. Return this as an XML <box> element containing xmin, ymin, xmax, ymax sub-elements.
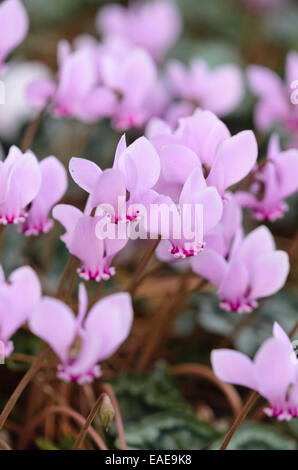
<box><xmin>84</xmin><ymin>292</ymin><xmax>133</xmax><ymax>361</ymax></box>
<box><xmin>254</xmin><ymin>337</ymin><xmax>295</xmax><ymax>406</ymax></box>
<box><xmin>69</xmin><ymin>157</ymin><xmax>102</xmax><ymax>193</ymax></box>
<box><xmin>22</xmin><ymin>156</ymin><xmax>67</xmax><ymax>234</ymax></box>
<box><xmin>26</xmin><ymin>78</ymin><xmax>56</xmax><ymax>109</ymax></box>
<box><xmin>275</xmin><ymin>150</ymin><xmax>298</xmax><ymax>198</ymax></box>
<box><xmin>250</xmin><ymin>251</ymin><xmax>289</xmax><ymax>299</ymax></box>
<box><xmin>177</xmin><ymin>110</ymin><xmax>230</xmax><ymax>167</ymax></box>
<box><xmin>117</xmin><ymin>136</ymin><xmax>160</xmax><ymax>194</ymax></box>
<box><xmin>207</xmin><ymin>131</ymin><xmax>258</xmax><ymax>193</ymax></box>
<box><xmin>218</xmin><ymin>260</ymin><xmax>249</xmax><ymax>302</ymax></box>
<box><xmin>90</xmin><ymin>169</ymin><xmax>126</xmax><ymax>216</ymax></box>
<box><xmin>202</xmin><ymin>65</ymin><xmax>244</xmax><ymax>116</ymax></box>
<box><xmin>247</xmin><ymin>65</ymin><xmax>284</xmax><ymax>98</ymax></box>
<box><xmin>0</xmin><ymin>266</ymin><xmax>41</xmax><ymax>340</ymax></box>
<box><xmin>0</xmin><ymin>0</ymin><xmax>29</xmax><ymax>66</ymax></box>
<box><xmin>52</xmin><ymin>204</ymin><xmax>83</xmax><ymax>249</ymax></box>
<box><xmin>190</xmin><ymin>249</ymin><xmax>227</xmax><ymax>286</ymax></box>
<box><xmin>160</xmin><ymin>144</ymin><xmax>199</xmax><ymax>184</ymax></box>
<box><xmin>211</xmin><ymin>349</ymin><xmax>257</xmax><ymax>389</ymax></box>
<box><xmin>235</xmin><ymin>226</ymin><xmax>275</xmax><ymax>272</ymax></box>
<box><xmin>29</xmin><ymin>297</ymin><xmax>77</xmax><ymax>363</ymax></box>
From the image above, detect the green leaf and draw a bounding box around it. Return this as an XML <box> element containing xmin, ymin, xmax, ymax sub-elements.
<box><xmin>123</xmin><ymin>410</ymin><xmax>221</xmax><ymax>450</ymax></box>
<box><xmin>110</xmin><ymin>363</ymin><xmax>190</xmax><ymax>424</ymax></box>
<box><xmin>194</xmin><ymin>292</ymin><xmax>241</xmax><ymax>337</ymax></box>
<box><xmin>211</xmin><ymin>423</ymin><xmax>297</xmax><ymax>450</ymax></box>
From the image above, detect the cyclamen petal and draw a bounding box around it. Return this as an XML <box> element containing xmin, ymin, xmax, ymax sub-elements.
<box><xmin>0</xmin><ymin>0</ymin><xmax>29</xmax><ymax>71</ymax></box>
<box><xmin>30</xmin><ymin>286</ymin><xmax>133</xmax><ymax>384</ymax></box>
<box><xmin>236</xmin><ymin>136</ymin><xmax>298</xmax><ymax>221</ymax></box>
<box><xmin>207</xmin><ymin>131</ymin><xmax>258</xmax><ymax>194</ymax></box>
<box><xmin>22</xmin><ymin>156</ymin><xmax>67</xmax><ymax>235</ymax></box>
<box><xmin>97</xmin><ymin>0</ymin><xmax>182</xmax><ymax>61</ymax></box>
<box><xmin>211</xmin><ymin>349</ymin><xmax>257</xmax><ymax>389</ymax></box>
<box><xmin>69</xmin><ymin>157</ymin><xmax>102</xmax><ymax>194</ymax></box>
<box><xmin>212</xmin><ymin>323</ymin><xmax>298</xmax><ymax>420</ymax></box>
<box><xmin>0</xmin><ymin>265</ymin><xmax>41</xmax><ymax>356</ymax></box>
<box><xmin>53</xmin><ymin>204</ymin><xmax>124</xmax><ymax>282</ymax></box>
<box><xmin>0</xmin><ymin>146</ymin><xmax>41</xmax><ymax>225</ymax></box>
<box><xmin>166</xmin><ymin>59</ymin><xmax>243</xmax><ymax>119</ymax></box>
<box><xmin>30</xmin><ymin>297</ymin><xmax>77</xmax><ymax>363</ymax></box>
<box><xmin>247</xmin><ymin>52</ymin><xmax>298</xmax><ymax>136</ymax></box>
<box><xmin>148</xmin><ymin>110</ymin><xmax>257</xmax><ymax>197</ymax></box>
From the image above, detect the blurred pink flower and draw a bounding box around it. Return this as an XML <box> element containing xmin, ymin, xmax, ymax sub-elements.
<box><xmin>248</xmin><ymin>52</ymin><xmax>298</xmax><ymax>138</ymax></box>
<box><xmin>96</xmin><ymin>0</ymin><xmax>182</xmax><ymax>62</ymax></box>
<box><xmin>0</xmin><ymin>265</ymin><xmax>41</xmax><ymax>357</ymax></box>
<box><xmin>99</xmin><ymin>47</ymin><xmax>161</xmax><ymax>130</ymax></box>
<box><xmin>26</xmin><ymin>41</ymin><xmax>116</xmax><ymax>122</ymax></box>
<box><xmin>0</xmin><ymin>0</ymin><xmax>29</xmax><ymax>72</ymax></box>
<box><xmin>0</xmin><ymin>146</ymin><xmax>41</xmax><ymax>225</ymax></box>
<box><xmin>191</xmin><ymin>226</ymin><xmax>289</xmax><ymax>313</ymax></box>
<box><xmin>27</xmin><ymin>39</ymin><xmax>165</xmax><ymax>129</ymax></box>
<box><xmin>212</xmin><ymin>322</ymin><xmax>298</xmax><ymax>420</ymax></box>
<box><xmin>236</xmin><ymin>134</ymin><xmax>298</xmax><ymax>221</ymax></box>
<box><xmin>166</xmin><ymin>59</ymin><xmax>243</xmax><ymax>123</ymax></box>
<box><xmin>30</xmin><ymin>284</ymin><xmax>133</xmax><ymax>384</ymax></box>
<box><xmin>21</xmin><ymin>156</ymin><xmax>68</xmax><ymax>235</ymax></box>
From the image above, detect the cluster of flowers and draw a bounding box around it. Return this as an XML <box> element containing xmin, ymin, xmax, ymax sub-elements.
<box><xmin>25</xmin><ymin>0</ymin><xmax>244</xmax><ymax>130</ymax></box>
<box><xmin>1</xmin><ymin>0</ymin><xmax>298</xmax><ymax>420</ymax></box>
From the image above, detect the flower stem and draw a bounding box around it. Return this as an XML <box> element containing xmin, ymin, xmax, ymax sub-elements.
<box><xmin>126</xmin><ymin>239</ymin><xmax>160</xmax><ymax>294</ymax></box>
<box><xmin>56</xmin><ymin>255</ymin><xmax>74</xmax><ymax>299</ymax></box>
<box><xmin>220</xmin><ymin>391</ymin><xmax>259</xmax><ymax>450</ymax></box>
<box><xmin>63</xmin><ymin>257</ymin><xmax>80</xmax><ymax>304</ymax></box>
<box><xmin>21</xmin><ymin>110</ymin><xmax>44</xmax><ymax>152</ymax></box>
<box><xmin>73</xmin><ymin>393</ymin><xmax>105</xmax><ymax>450</ymax></box>
<box><xmin>0</xmin><ymin>348</ymin><xmax>49</xmax><ymax>432</ymax></box>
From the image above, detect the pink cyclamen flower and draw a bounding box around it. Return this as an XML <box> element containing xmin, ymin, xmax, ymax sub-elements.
<box><xmin>151</xmin><ymin>167</ymin><xmax>223</xmax><ymax>259</ymax></box>
<box><xmin>30</xmin><ymin>284</ymin><xmax>133</xmax><ymax>384</ymax></box>
<box><xmin>148</xmin><ymin>109</ymin><xmax>258</xmax><ymax>200</ymax></box>
<box><xmin>236</xmin><ymin>134</ymin><xmax>298</xmax><ymax>221</ymax></box>
<box><xmin>248</xmin><ymin>52</ymin><xmax>298</xmax><ymax>137</ymax></box>
<box><xmin>99</xmin><ymin>47</ymin><xmax>160</xmax><ymax>130</ymax></box>
<box><xmin>96</xmin><ymin>0</ymin><xmax>182</xmax><ymax>62</ymax></box>
<box><xmin>166</xmin><ymin>59</ymin><xmax>244</xmax><ymax>123</ymax></box>
<box><xmin>69</xmin><ymin>135</ymin><xmax>160</xmax><ymax>222</ymax></box>
<box><xmin>156</xmin><ymin>192</ymin><xmax>241</xmax><ymax>267</ymax></box>
<box><xmin>53</xmin><ymin>204</ymin><xmax>127</xmax><ymax>282</ymax></box>
<box><xmin>212</xmin><ymin>322</ymin><xmax>298</xmax><ymax>420</ymax></box>
<box><xmin>0</xmin><ymin>145</ymin><xmax>41</xmax><ymax>225</ymax></box>
<box><xmin>0</xmin><ymin>0</ymin><xmax>29</xmax><ymax>72</ymax></box>
<box><xmin>0</xmin><ymin>265</ymin><xmax>41</xmax><ymax>357</ymax></box>
<box><xmin>191</xmin><ymin>226</ymin><xmax>289</xmax><ymax>313</ymax></box>
<box><xmin>21</xmin><ymin>156</ymin><xmax>67</xmax><ymax>235</ymax></box>
<box><xmin>26</xmin><ymin>40</ymin><xmax>116</xmax><ymax>122</ymax></box>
